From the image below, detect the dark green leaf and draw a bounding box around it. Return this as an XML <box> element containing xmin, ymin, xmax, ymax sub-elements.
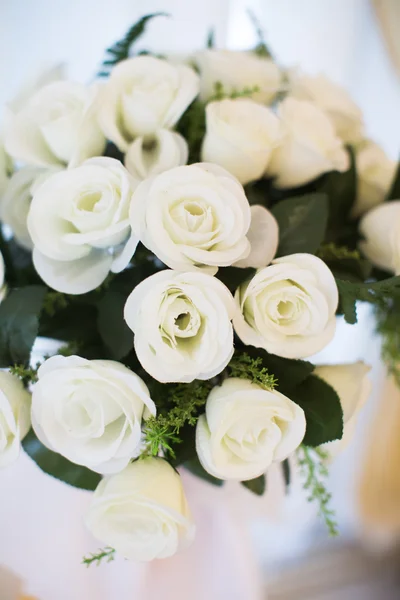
<box><xmin>206</xmin><ymin>28</ymin><xmax>215</xmax><ymax>48</ymax></box>
<box><xmin>282</xmin><ymin>459</ymin><xmax>291</xmax><ymax>488</ymax></box>
<box><xmin>99</xmin><ymin>13</ymin><xmax>169</xmax><ymax>76</ymax></box>
<box><xmin>291</xmin><ymin>375</ymin><xmax>343</xmax><ymax>446</ymax></box>
<box><xmin>241</xmin><ymin>474</ymin><xmax>266</xmax><ymax>495</ymax></box>
<box><xmin>97</xmin><ymin>290</ymin><xmax>133</xmax><ymax>359</ymax></box>
<box><xmin>336</xmin><ymin>276</ymin><xmax>400</xmax><ymax>324</ymax></box>
<box><xmin>272</xmin><ymin>194</ymin><xmax>329</xmax><ymax>256</ymax></box>
<box><xmin>241</xmin><ymin>347</ymin><xmax>314</xmax><ymax>395</ymax></box>
<box><xmin>22</xmin><ymin>430</ymin><xmax>101</xmax><ymax>490</ymax></box>
<box><xmin>387</xmin><ymin>160</ymin><xmax>400</xmax><ymax>201</ymax></box>
<box><xmin>184</xmin><ymin>457</ymin><xmax>223</xmax><ymax>487</ymax></box>
<box><xmin>319</xmin><ymin>146</ymin><xmax>356</xmax><ymax>230</ymax></box>
<box><xmin>0</xmin><ymin>286</ymin><xmax>46</xmax><ymax>367</ymax></box>
<box><xmin>216</xmin><ymin>267</ymin><xmax>255</xmax><ymax>293</ymax></box>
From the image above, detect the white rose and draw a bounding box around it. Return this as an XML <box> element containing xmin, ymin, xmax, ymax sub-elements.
<box><xmin>201</xmin><ymin>98</ymin><xmax>281</xmax><ymax>185</ymax></box>
<box><xmin>234</xmin><ymin>204</ymin><xmax>279</xmax><ymax>269</ymax></box>
<box><xmin>98</xmin><ymin>56</ymin><xmax>200</xmax><ymax>151</ymax></box>
<box><xmin>124</xmin><ymin>270</ymin><xmax>236</xmax><ymax>383</ymax></box>
<box><xmin>124</xmin><ymin>129</ymin><xmax>188</xmax><ymax>180</ymax></box>
<box><xmin>0</xmin><ymin>372</ymin><xmax>31</xmax><ymax>468</ymax></box>
<box><xmin>266</xmin><ymin>98</ymin><xmax>350</xmax><ymax>189</ymax></box>
<box><xmin>315</xmin><ymin>362</ymin><xmax>371</xmax><ymax>455</ymax></box>
<box><xmin>351</xmin><ymin>140</ymin><xmax>397</xmax><ymax>218</ymax></box>
<box><xmin>194</xmin><ymin>50</ymin><xmax>281</xmax><ymax>104</ymax></box>
<box><xmin>1</xmin><ymin>166</ymin><xmax>60</xmax><ymax>250</ymax></box>
<box><xmin>4</xmin><ymin>80</ymin><xmax>105</xmax><ymax>168</ymax></box>
<box><xmin>234</xmin><ymin>253</ymin><xmax>339</xmax><ymax>359</ymax></box>
<box><xmin>290</xmin><ymin>73</ymin><xmax>364</xmax><ymax>144</ymax></box>
<box><xmin>129</xmin><ymin>163</ymin><xmax>251</xmax><ymax>273</ymax></box>
<box><xmin>85</xmin><ymin>457</ymin><xmax>195</xmax><ymax>561</ymax></box>
<box><xmin>31</xmin><ymin>355</ymin><xmax>155</xmax><ymax>474</ymax></box>
<box><xmin>359</xmin><ymin>200</ymin><xmax>400</xmax><ymax>274</ymax></box>
<box><xmin>196</xmin><ymin>377</ymin><xmax>306</xmax><ymax>480</ymax></box>
<box><xmin>27</xmin><ymin>157</ymin><xmax>139</xmax><ymax>294</ymax></box>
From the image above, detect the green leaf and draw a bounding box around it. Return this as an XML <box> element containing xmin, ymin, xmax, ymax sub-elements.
<box><xmin>99</xmin><ymin>13</ymin><xmax>169</xmax><ymax>76</ymax></box>
<box><xmin>216</xmin><ymin>266</ymin><xmax>255</xmax><ymax>292</ymax></box>
<box><xmin>241</xmin><ymin>347</ymin><xmax>314</xmax><ymax>395</ymax></box>
<box><xmin>184</xmin><ymin>457</ymin><xmax>223</xmax><ymax>487</ymax></box>
<box><xmin>336</xmin><ymin>276</ymin><xmax>400</xmax><ymax>324</ymax></box>
<box><xmin>387</xmin><ymin>160</ymin><xmax>400</xmax><ymax>201</ymax></box>
<box><xmin>0</xmin><ymin>285</ymin><xmax>46</xmax><ymax>367</ymax></box>
<box><xmin>97</xmin><ymin>290</ymin><xmax>133</xmax><ymax>360</ymax></box>
<box><xmin>272</xmin><ymin>194</ymin><xmax>329</xmax><ymax>256</ymax></box>
<box><xmin>206</xmin><ymin>28</ymin><xmax>215</xmax><ymax>48</ymax></box>
<box><xmin>317</xmin><ymin>243</ymin><xmax>372</xmax><ymax>283</ymax></box>
<box><xmin>282</xmin><ymin>459</ymin><xmax>291</xmax><ymax>488</ymax></box>
<box><xmin>291</xmin><ymin>375</ymin><xmax>343</xmax><ymax>446</ymax></box>
<box><xmin>241</xmin><ymin>474</ymin><xmax>266</xmax><ymax>495</ymax></box>
<box><xmin>22</xmin><ymin>430</ymin><xmax>101</xmax><ymax>490</ymax></box>
<box><xmin>319</xmin><ymin>146</ymin><xmax>356</xmax><ymax>229</ymax></box>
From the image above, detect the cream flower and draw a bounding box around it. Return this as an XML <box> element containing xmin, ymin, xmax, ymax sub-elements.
<box><xmin>196</xmin><ymin>377</ymin><xmax>306</xmax><ymax>480</ymax></box>
<box><xmin>31</xmin><ymin>355</ymin><xmax>155</xmax><ymax>474</ymax></box>
<box><xmin>0</xmin><ymin>372</ymin><xmax>31</xmax><ymax>468</ymax></box>
<box><xmin>1</xmin><ymin>166</ymin><xmax>60</xmax><ymax>249</ymax></box>
<box><xmin>234</xmin><ymin>205</ymin><xmax>279</xmax><ymax>269</ymax></box>
<box><xmin>4</xmin><ymin>80</ymin><xmax>105</xmax><ymax>167</ymax></box>
<box><xmin>129</xmin><ymin>163</ymin><xmax>251</xmax><ymax>273</ymax></box>
<box><xmin>194</xmin><ymin>50</ymin><xmax>281</xmax><ymax>104</ymax></box>
<box><xmin>27</xmin><ymin>157</ymin><xmax>139</xmax><ymax>294</ymax></box>
<box><xmin>124</xmin><ymin>129</ymin><xmax>188</xmax><ymax>180</ymax></box>
<box><xmin>201</xmin><ymin>98</ymin><xmax>281</xmax><ymax>185</ymax></box>
<box><xmin>98</xmin><ymin>56</ymin><xmax>200</xmax><ymax>151</ymax></box>
<box><xmin>290</xmin><ymin>72</ymin><xmax>364</xmax><ymax>144</ymax></box>
<box><xmin>315</xmin><ymin>362</ymin><xmax>371</xmax><ymax>454</ymax></box>
<box><xmin>234</xmin><ymin>254</ymin><xmax>339</xmax><ymax>359</ymax></box>
<box><xmin>359</xmin><ymin>200</ymin><xmax>400</xmax><ymax>274</ymax></box>
<box><xmin>124</xmin><ymin>270</ymin><xmax>236</xmax><ymax>383</ymax></box>
<box><xmin>352</xmin><ymin>140</ymin><xmax>397</xmax><ymax>218</ymax></box>
<box><xmin>85</xmin><ymin>457</ymin><xmax>195</xmax><ymax>561</ymax></box>
<box><xmin>266</xmin><ymin>97</ymin><xmax>349</xmax><ymax>188</ymax></box>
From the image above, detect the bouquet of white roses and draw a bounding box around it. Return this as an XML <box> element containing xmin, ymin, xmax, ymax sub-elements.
<box><xmin>0</xmin><ymin>13</ymin><xmax>399</xmax><ymax>564</ymax></box>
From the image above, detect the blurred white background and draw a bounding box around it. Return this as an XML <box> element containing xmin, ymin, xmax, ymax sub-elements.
<box><xmin>0</xmin><ymin>1</ymin><xmax>400</xmax><ymax>599</ymax></box>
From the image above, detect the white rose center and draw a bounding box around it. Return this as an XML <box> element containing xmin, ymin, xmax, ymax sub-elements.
<box><xmin>159</xmin><ymin>292</ymin><xmax>202</xmax><ymax>347</ymax></box>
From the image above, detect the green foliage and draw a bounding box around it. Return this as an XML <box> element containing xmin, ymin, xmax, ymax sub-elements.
<box><xmin>184</xmin><ymin>457</ymin><xmax>223</xmax><ymax>486</ymax></box>
<box><xmin>42</xmin><ymin>291</ymin><xmax>69</xmax><ymax>317</ymax></box>
<box><xmin>206</xmin><ymin>28</ymin><xmax>215</xmax><ymax>48</ymax></box>
<box><xmin>9</xmin><ymin>364</ymin><xmax>39</xmax><ymax>386</ymax></box>
<box><xmin>239</xmin><ymin>347</ymin><xmax>314</xmax><ymax>396</ymax></box>
<box><xmin>0</xmin><ymin>286</ymin><xmax>47</xmax><ymax>367</ymax></box>
<box><xmin>291</xmin><ymin>375</ymin><xmax>343</xmax><ymax>447</ymax></box>
<box><xmin>241</xmin><ymin>474</ymin><xmax>266</xmax><ymax>495</ymax></box>
<box><xmin>216</xmin><ymin>266</ymin><xmax>255</xmax><ymax>293</ymax></box>
<box><xmin>228</xmin><ymin>352</ymin><xmax>277</xmax><ymax>390</ymax></box>
<box><xmin>282</xmin><ymin>459</ymin><xmax>291</xmax><ymax>488</ymax></box>
<box><xmin>297</xmin><ymin>446</ymin><xmax>339</xmax><ymax>537</ymax></box>
<box><xmin>336</xmin><ymin>276</ymin><xmax>400</xmax><ymax>324</ymax></box>
<box><xmin>98</xmin><ymin>13</ymin><xmax>169</xmax><ymax>76</ymax></box>
<box><xmin>23</xmin><ymin>430</ymin><xmax>101</xmax><ymax>490</ymax></box>
<box><xmin>317</xmin><ymin>243</ymin><xmax>371</xmax><ymax>282</ymax></box>
<box><xmin>247</xmin><ymin>9</ymin><xmax>273</xmax><ymax>59</ymax></box>
<box><xmin>387</xmin><ymin>160</ymin><xmax>400</xmax><ymax>201</ymax></box>
<box><xmin>376</xmin><ymin>301</ymin><xmax>400</xmax><ymax>386</ymax></box>
<box><xmin>272</xmin><ymin>194</ymin><xmax>329</xmax><ymax>256</ymax></box>
<box><xmin>82</xmin><ymin>547</ymin><xmax>116</xmax><ymax>567</ymax></box>
<box><xmin>143</xmin><ymin>379</ymin><xmax>213</xmax><ymax>456</ymax></box>
<box><xmin>320</xmin><ymin>146</ymin><xmax>357</xmax><ymax>232</ymax></box>
<box><xmin>97</xmin><ymin>289</ymin><xmax>133</xmax><ymax>360</ymax></box>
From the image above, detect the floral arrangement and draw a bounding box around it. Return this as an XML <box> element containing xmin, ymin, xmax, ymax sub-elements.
<box><xmin>0</xmin><ymin>13</ymin><xmax>399</xmax><ymax>564</ymax></box>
